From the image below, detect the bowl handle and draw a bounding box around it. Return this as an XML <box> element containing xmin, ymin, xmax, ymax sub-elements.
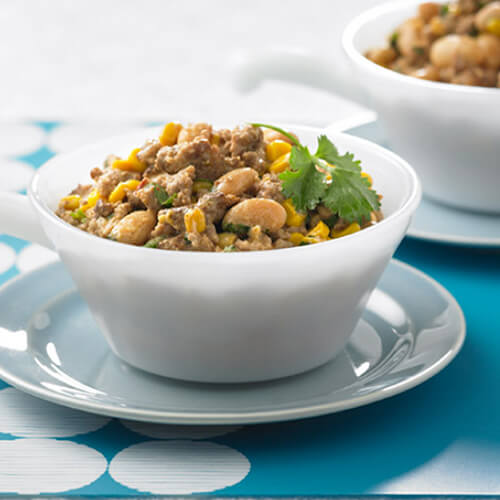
<box><xmin>0</xmin><ymin>192</ymin><xmax>53</xmax><ymax>249</ymax></box>
<box><xmin>231</xmin><ymin>48</ymin><xmax>368</xmax><ymax>106</ymax></box>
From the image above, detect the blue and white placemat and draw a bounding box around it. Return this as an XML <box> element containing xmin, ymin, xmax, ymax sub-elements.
<box><xmin>0</xmin><ymin>122</ymin><xmax>499</xmax><ymax>496</ymax></box>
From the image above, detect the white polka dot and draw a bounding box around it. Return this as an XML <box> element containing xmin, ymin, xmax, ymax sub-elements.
<box><xmin>0</xmin><ymin>388</ymin><xmax>111</xmax><ymax>438</ymax></box>
<box><xmin>0</xmin><ymin>439</ymin><xmax>107</xmax><ymax>494</ymax></box>
<box><xmin>48</xmin><ymin>123</ymin><xmax>139</xmax><ymax>153</ymax></box>
<box><xmin>16</xmin><ymin>244</ymin><xmax>59</xmax><ymax>273</ymax></box>
<box><xmin>109</xmin><ymin>440</ymin><xmax>250</xmax><ymax>494</ymax></box>
<box><xmin>0</xmin><ymin>160</ymin><xmax>35</xmax><ymax>192</ymax></box>
<box><xmin>0</xmin><ymin>124</ymin><xmax>45</xmax><ymax>157</ymax></box>
<box><xmin>120</xmin><ymin>421</ymin><xmax>242</xmax><ymax>440</ymax></box>
<box><xmin>0</xmin><ymin>243</ymin><xmax>16</xmax><ymax>274</ymax></box>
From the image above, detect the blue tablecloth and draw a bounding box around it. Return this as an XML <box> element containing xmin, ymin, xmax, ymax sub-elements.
<box><xmin>0</xmin><ymin>121</ymin><xmax>499</xmax><ymax>496</ymax></box>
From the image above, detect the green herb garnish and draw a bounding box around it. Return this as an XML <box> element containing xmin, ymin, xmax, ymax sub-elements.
<box><xmin>144</xmin><ymin>236</ymin><xmax>164</xmax><ymax>248</ymax></box>
<box><xmin>70</xmin><ymin>208</ymin><xmax>87</xmax><ymax>222</ymax></box>
<box><xmin>252</xmin><ymin>124</ymin><xmax>380</xmax><ymax>224</ymax></box>
<box><xmin>468</xmin><ymin>25</ymin><xmax>479</xmax><ymax>37</ymax></box>
<box><xmin>440</xmin><ymin>4</ymin><xmax>449</xmax><ymax>15</ymax></box>
<box><xmin>152</xmin><ymin>183</ymin><xmax>177</xmax><ymax>208</ymax></box>
<box><xmin>222</xmin><ymin>223</ymin><xmax>250</xmax><ymax>238</ymax></box>
<box><xmin>223</xmin><ymin>245</ymin><xmax>237</xmax><ymax>252</ymax></box>
<box><xmin>390</xmin><ymin>31</ymin><xmax>399</xmax><ymax>51</ymax></box>
<box><xmin>184</xmin><ymin>234</ymin><xmax>192</xmax><ymax>245</ymax></box>
<box><xmin>412</xmin><ymin>46</ymin><xmax>425</xmax><ymax>55</ymax></box>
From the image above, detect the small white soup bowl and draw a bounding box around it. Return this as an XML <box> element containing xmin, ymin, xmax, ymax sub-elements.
<box><xmin>233</xmin><ymin>0</ymin><xmax>500</xmax><ymax>213</ymax></box>
<box><xmin>0</xmin><ymin>125</ymin><xmax>421</xmax><ymax>383</ymax></box>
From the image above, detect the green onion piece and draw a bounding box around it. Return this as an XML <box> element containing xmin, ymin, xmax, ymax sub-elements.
<box><xmin>144</xmin><ymin>236</ymin><xmax>164</xmax><ymax>248</ymax></box>
<box><xmin>70</xmin><ymin>208</ymin><xmax>87</xmax><ymax>222</ymax></box>
<box><xmin>222</xmin><ymin>223</ymin><xmax>250</xmax><ymax>238</ymax></box>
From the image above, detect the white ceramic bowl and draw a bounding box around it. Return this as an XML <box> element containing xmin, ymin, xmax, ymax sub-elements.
<box><xmin>0</xmin><ymin>125</ymin><xmax>421</xmax><ymax>383</ymax></box>
<box><xmin>233</xmin><ymin>0</ymin><xmax>500</xmax><ymax>213</ymax></box>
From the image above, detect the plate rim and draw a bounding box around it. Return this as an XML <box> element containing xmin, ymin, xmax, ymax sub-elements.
<box><xmin>0</xmin><ymin>260</ymin><xmax>466</xmax><ymax>425</ymax></box>
<box><xmin>336</xmin><ymin>114</ymin><xmax>500</xmax><ymax>248</ymax></box>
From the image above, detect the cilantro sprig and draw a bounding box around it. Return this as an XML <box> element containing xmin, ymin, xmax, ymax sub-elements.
<box><xmin>152</xmin><ymin>183</ymin><xmax>177</xmax><ymax>208</ymax></box>
<box><xmin>252</xmin><ymin>124</ymin><xmax>381</xmax><ymax>224</ymax></box>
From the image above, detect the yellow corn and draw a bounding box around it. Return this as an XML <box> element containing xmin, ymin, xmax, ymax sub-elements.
<box><xmin>184</xmin><ymin>208</ymin><xmax>206</xmax><ymax>233</ymax></box>
<box><xmin>331</xmin><ymin>222</ymin><xmax>361</xmax><ymax>239</ymax></box>
<box><xmin>218</xmin><ymin>232</ymin><xmax>237</xmax><ymax>248</ymax></box>
<box><xmin>112</xmin><ymin>148</ymin><xmax>147</xmax><ymax>173</ymax></box>
<box><xmin>430</xmin><ymin>16</ymin><xmax>446</xmax><ymax>36</ymax></box>
<box><xmin>159</xmin><ymin>122</ymin><xmax>182</xmax><ymax>146</ymax></box>
<box><xmin>448</xmin><ymin>3</ymin><xmax>460</xmax><ymax>15</ymax></box>
<box><xmin>211</xmin><ymin>133</ymin><xmax>220</xmax><ymax>146</ymax></box>
<box><xmin>266</xmin><ymin>141</ymin><xmax>292</xmax><ymax>162</ymax></box>
<box><xmin>307</xmin><ymin>221</ymin><xmax>330</xmax><ymax>241</ymax></box>
<box><xmin>269</xmin><ymin>153</ymin><xmax>290</xmax><ymax>174</ymax></box>
<box><xmin>60</xmin><ymin>195</ymin><xmax>81</xmax><ymax>210</ymax></box>
<box><xmin>290</xmin><ymin>232</ymin><xmax>306</xmax><ymax>245</ymax></box>
<box><xmin>290</xmin><ymin>232</ymin><xmax>317</xmax><ymax>246</ymax></box>
<box><xmin>108</xmin><ymin>179</ymin><xmax>141</xmax><ymax>203</ymax></box>
<box><xmin>80</xmin><ymin>189</ymin><xmax>101</xmax><ymax>212</ymax></box>
<box><xmin>486</xmin><ymin>17</ymin><xmax>500</xmax><ymax>36</ymax></box>
<box><xmin>282</xmin><ymin>198</ymin><xmax>306</xmax><ymax>227</ymax></box>
<box><xmin>193</xmin><ymin>180</ymin><xmax>213</xmax><ymax>194</ymax></box>
<box><xmin>361</xmin><ymin>172</ymin><xmax>373</xmax><ymax>186</ymax></box>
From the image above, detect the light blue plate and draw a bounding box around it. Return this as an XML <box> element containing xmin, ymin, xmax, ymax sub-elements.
<box><xmin>344</xmin><ymin>120</ymin><xmax>500</xmax><ymax>247</ymax></box>
<box><xmin>0</xmin><ymin>260</ymin><xmax>464</xmax><ymax>425</ymax></box>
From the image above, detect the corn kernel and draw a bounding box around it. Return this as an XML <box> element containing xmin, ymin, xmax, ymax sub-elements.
<box><xmin>218</xmin><ymin>232</ymin><xmax>237</xmax><ymax>248</ymax></box>
<box><xmin>193</xmin><ymin>180</ymin><xmax>213</xmax><ymax>194</ymax></box>
<box><xmin>430</xmin><ymin>16</ymin><xmax>446</xmax><ymax>36</ymax></box>
<box><xmin>290</xmin><ymin>232</ymin><xmax>306</xmax><ymax>245</ymax></box>
<box><xmin>307</xmin><ymin>221</ymin><xmax>330</xmax><ymax>241</ymax></box>
<box><xmin>331</xmin><ymin>222</ymin><xmax>361</xmax><ymax>239</ymax></box>
<box><xmin>184</xmin><ymin>208</ymin><xmax>206</xmax><ymax>233</ymax></box>
<box><xmin>266</xmin><ymin>141</ymin><xmax>292</xmax><ymax>162</ymax></box>
<box><xmin>448</xmin><ymin>3</ymin><xmax>460</xmax><ymax>15</ymax></box>
<box><xmin>112</xmin><ymin>149</ymin><xmax>147</xmax><ymax>173</ymax></box>
<box><xmin>108</xmin><ymin>179</ymin><xmax>141</xmax><ymax>203</ymax></box>
<box><xmin>159</xmin><ymin>122</ymin><xmax>182</xmax><ymax>146</ymax></box>
<box><xmin>269</xmin><ymin>153</ymin><xmax>290</xmax><ymax>174</ymax></box>
<box><xmin>211</xmin><ymin>133</ymin><xmax>220</xmax><ymax>146</ymax></box>
<box><xmin>361</xmin><ymin>172</ymin><xmax>373</xmax><ymax>186</ymax></box>
<box><xmin>486</xmin><ymin>18</ymin><xmax>500</xmax><ymax>36</ymax></box>
<box><xmin>282</xmin><ymin>198</ymin><xmax>306</xmax><ymax>227</ymax></box>
<box><xmin>80</xmin><ymin>189</ymin><xmax>101</xmax><ymax>212</ymax></box>
<box><xmin>60</xmin><ymin>195</ymin><xmax>81</xmax><ymax>210</ymax></box>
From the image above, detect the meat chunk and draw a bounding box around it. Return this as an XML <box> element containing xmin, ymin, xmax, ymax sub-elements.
<box><xmin>196</xmin><ymin>191</ymin><xmax>238</xmax><ymax>224</ymax></box>
<box><xmin>95</xmin><ymin>169</ymin><xmax>140</xmax><ymax>198</ymax></box>
<box><xmin>257</xmin><ymin>173</ymin><xmax>285</xmax><ymax>203</ymax></box>
<box><xmin>137</xmin><ymin>140</ymin><xmax>162</xmax><ymax>169</ymax></box>
<box><xmin>177</xmin><ymin>123</ymin><xmax>212</xmax><ymax>144</ymax></box>
<box><xmin>155</xmin><ymin>138</ymin><xmax>227</xmax><ymax>180</ymax></box>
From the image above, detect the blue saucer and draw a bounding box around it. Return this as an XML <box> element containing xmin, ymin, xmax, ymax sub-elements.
<box><xmin>0</xmin><ymin>260</ymin><xmax>464</xmax><ymax>424</ymax></box>
<box><xmin>345</xmin><ymin>119</ymin><xmax>500</xmax><ymax>247</ymax></box>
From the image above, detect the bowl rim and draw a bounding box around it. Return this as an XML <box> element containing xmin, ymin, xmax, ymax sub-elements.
<box><xmin>29</xmin><ymin>123</ymin><xmax>422</xmax><ymax>262</ymax></box>
<box><xmin>342</xmin><ymin>0</ymin><xmax>500</xmax><ymax>97</ymax></box>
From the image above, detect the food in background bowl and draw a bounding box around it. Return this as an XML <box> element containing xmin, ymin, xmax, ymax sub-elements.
<box><xmin>365</xmin><ymin>0</ymin><xmax>500</xmax><ymax>87</ymax></box>
<box><xmin>56</xmin><ymin>122</ymin><xmax>382</xmax><ymax>252</ymax></box>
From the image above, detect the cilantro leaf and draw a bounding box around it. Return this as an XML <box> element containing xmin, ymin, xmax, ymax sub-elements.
<box><xmin>315</xmin><ymin>135</ymin><xmax>339</xmax><ymax>163</ymax></box>
<box><xmin>253</xmin><ymin>123</ymin><xmax>381</xmax><ymax>224</ymax></box>
<box><xmin>322</xmin><ymin>169</ymin><xmax>380</xmax><ymax>224</ymax></box>
<box><xmin>280</xmin><ymin>146</ymin><xmax>326</xmax><ymax>212</ymax></box>
<box><xmin>152</xmin><ymin>183</ymin><xmax>177</xmax><ymax>208</ymax></box>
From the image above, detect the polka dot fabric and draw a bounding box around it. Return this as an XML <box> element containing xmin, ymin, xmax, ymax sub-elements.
<box><xmin>0</xmin><ymin>121</ymin><xmax>252</xmax><ymax>496</ymax></box>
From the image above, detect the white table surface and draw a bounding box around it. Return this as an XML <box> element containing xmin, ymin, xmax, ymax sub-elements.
<box><xmin>0</xmin><ymin>0</ymin><xmax>385</xmax><ymax>124</ymax></box>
